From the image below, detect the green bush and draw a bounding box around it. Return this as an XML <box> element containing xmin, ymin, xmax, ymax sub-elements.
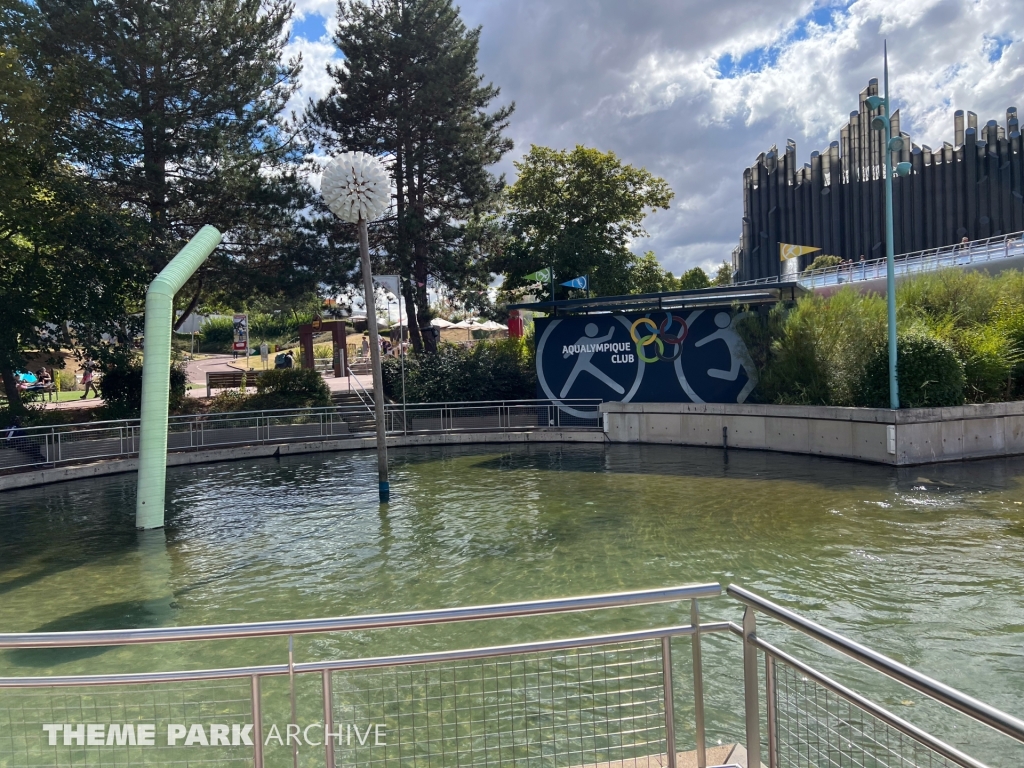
<box><xmin>739</xmin><ymin>289</ymin><xmax>885</xmax><ymax>406</ymax></box>
<box><xmin>858</xmin><ymin>331</ymin><xmax>964</xmax><ymax>409</ymax></box>
<box><xmin>381</xmin><ymin>337</ymin><xmax>536</xmax><ymax>403</ymax></box>
<box><xmin>805</xmin><ymin>255</ymin><xmax>842</xmax><ymax>272</ymax></box>
<box><xmin>245</xmin><ymin>368</ymin><xmax>330</xmax><ymax>410</ymax></box>
<box><xmin>199</xmin><ymin>317</ymin><xmax>235</xmax><ymax>344</ymax></box>
<box><xmin>100</xmin><ymin>360</ymin><xmax>188</xmax><ymax>418</ymax></box>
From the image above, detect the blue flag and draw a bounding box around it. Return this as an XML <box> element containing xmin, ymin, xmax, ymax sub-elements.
<box><xmin>561</xmin><ymin>275</ymin><xmax>588</xmax><ymax>290</ymax></box>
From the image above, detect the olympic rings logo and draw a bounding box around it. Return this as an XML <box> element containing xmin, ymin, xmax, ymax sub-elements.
<box><xmin>629</xmin><ymin>314</ymin><xmax>689</xmax><ymax>363</ymax></box>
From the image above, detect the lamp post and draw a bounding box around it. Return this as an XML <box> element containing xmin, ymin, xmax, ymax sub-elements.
<box><xmin>867</xmin><ymin>43</ymin><xmax>912</xmax><ymax>410</ymax></box>
<box><xmin>321</xmin><ymin>152</ymin><xmax>392</xmax><ymax>502</ymax></box>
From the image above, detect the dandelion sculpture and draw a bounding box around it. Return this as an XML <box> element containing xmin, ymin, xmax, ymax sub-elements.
<box><xmin>321</xmin><ymin>152</ymin><xmax>392</xmax><ymax>502</ymax></box>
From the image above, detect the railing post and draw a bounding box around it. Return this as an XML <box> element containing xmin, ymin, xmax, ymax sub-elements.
<box><xmin>661</xmin><ymin>636</ymin><xmax>678</xmax><ymax>768</ymax></box>
<box><xmin>691</xmin><ymin>599</ymin><xmax>707</xmax><ymax>768</ymax></box>
<box><xmin>742</xmin><ymin>605</ymin><xmax>762</xmax><ymax>768</ymax></box>
<box><xmin>251</xmin><ymin>674</ymin><xmax>264</xmax><ymax>768</ymax></box>
<box><xmin>765</xmin><ymin>651</ymin><xmax>778</xmax><ymax>768</ymax></box>
<box><xmin>323</xmin><ymin>668</ymin><xmax>336</xmax><ymax>768</ymax></box>
<box><xmin>289</xmin><ymin>635</ymin><xmax>298</xmax><ymax>768</ymax></box>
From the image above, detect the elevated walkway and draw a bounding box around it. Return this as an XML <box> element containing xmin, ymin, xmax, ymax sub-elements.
<box><xmin>734</xmin><ymin>230</ymin><xmax>1024</xmax><ymax>294</ymax></box>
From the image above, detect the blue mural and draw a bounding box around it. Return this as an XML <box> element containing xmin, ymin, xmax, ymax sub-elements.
<box><xmin>535</xmin><ymin>309</ymin><xmax>757</xmax><ymax>414</ymax></box>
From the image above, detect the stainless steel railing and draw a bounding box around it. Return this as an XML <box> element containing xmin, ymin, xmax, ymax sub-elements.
<box><xmin>733</xmin><ymin>230</ymin><xmax>1024</xmax><ymax>291</ymax></box>
<box><xmin>0</xmin><ymin>584</ymin><xmax>722</xmax><ymax>768</ymax></box>
<box><xmin>0</xmin><ymin>399</ymin><xmax>603</xmax><ymax>474</ymax></box>
<box><xmin>728</xmin><ymin>584</ymin><xmax>1024</xmax><ymax>768</ymax></box>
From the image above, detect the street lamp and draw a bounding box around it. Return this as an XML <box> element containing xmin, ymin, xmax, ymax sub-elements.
<box><xmin>321</xmin><ymin>151</ymin><xmax>392</xmax><ymax>502</ymax></box>
<box><xmin>868</xmin><ymin>43</ymin><xmax>912</xmax><ymax>410</ymax></box>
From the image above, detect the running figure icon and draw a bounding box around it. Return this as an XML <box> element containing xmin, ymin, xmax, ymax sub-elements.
<box><xmin>694</xmin><ymin>312</ymin><xmax>758</xmax><ymax>403</ymax></box>
<box><xmin>561</xmin><ymin>323</ymin><xmax>625</xmax><ymax>397</ymax></box>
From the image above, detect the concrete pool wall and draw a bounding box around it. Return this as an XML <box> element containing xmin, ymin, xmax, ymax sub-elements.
<box><xmin>601</xmin><ymin>400</ymin><xmax>1024</xmax><ymax>465</ymax></box>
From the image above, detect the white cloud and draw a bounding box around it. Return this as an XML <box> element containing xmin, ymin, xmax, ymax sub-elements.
<box><xmin>287</xmin><ymin>0</ymin><xmax>1023</xmax><ymax>276</ymax></box>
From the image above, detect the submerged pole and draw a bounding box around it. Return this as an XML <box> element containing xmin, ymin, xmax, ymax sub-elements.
<box><xmin>136</xmin><ymin>226</ymin><xmax>222</xmax><ymax>529</ymax></box>
<box><xmin>358</xmin><ymin>216</ymin><xmax>390</xmax><ymax>502</ymax></box>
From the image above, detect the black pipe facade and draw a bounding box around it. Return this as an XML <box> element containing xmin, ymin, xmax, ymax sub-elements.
<box><xmin>737</xmin><ymin>79</ymin><xmax>1023</xmax><ymax>281</ymax></box>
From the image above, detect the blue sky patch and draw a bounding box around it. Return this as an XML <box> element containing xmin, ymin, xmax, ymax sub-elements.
<box><xmin>984</xmin><ymin>35</ymin><xmax>1013</xmax><ymax>63</ymax></box>
<box><xmin>715</xmin><ymin>1</ymin><xmax>849</xmax><ymax>79</ymax></box>
<box><xmin>291</xmin><ymin>13</ymin><xmax>329</xmax><ymax>42</ymax></box>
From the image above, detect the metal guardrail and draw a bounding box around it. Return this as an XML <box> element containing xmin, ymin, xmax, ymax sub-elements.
<box><xmin>728</xmin><ymin>584</ymin><xmax>1024</xmax><ymax>768</ymax></box>
<box><xmin>1</xmin><ymin>584</ymin><xmax>1022</xmax><ymax>768</ymax></box>
<box><xmin>733</xmin><ymin>230</ymin><xmax>1024</xmax><ymax>291</ymax></box>
<box><xmin>0</xmin><ymin>399</ymin><xmax>603</xmax><ymax>474</ymax></box>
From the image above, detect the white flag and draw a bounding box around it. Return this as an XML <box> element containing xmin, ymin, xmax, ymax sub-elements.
<box><xmin>374</xmin><ymin>275</ymin><xmax>401</xmax><ymax>297</ymax></box>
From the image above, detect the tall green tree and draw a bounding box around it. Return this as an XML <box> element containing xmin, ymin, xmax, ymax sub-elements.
<box><xmin>305</xmin><ymin>0</ymin><xmax>513</xmax><ymax>351</ymax></box>
<box><xmin>1</xmin><ymin>0</ymin><xmax>144</xmax><ymax>413</ymax></box>
<box><xmin>34</xmin><ymin>0</ymin><xmax>347</xmax><ymax>327</ymax></box>
<box><xmin>497</xmin><ymin>145</ymin><xmax>673</xmax><ymax>299</ymax></box>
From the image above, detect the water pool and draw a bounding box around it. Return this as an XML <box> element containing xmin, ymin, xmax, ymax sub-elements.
<box><xmin>2</xmin><ymin>443</ymin><xmax>1024</xmax><ymax>763</ymax></box>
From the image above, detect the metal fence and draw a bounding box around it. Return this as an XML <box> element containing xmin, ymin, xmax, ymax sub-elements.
<box><xmin>733</xmin><ymin>230</ymin><xmax>1024</xmax><ymax>291</ymax></box>
<box><xmin>0</xmin><ymin>584</ymin><xmax>721</xmax><ymax>768</ymax></box>
<box><xmin>2</xmin><ymin>583</ymin><xmax>1023</xmax><ymax>768</ymax></box>
<box><xmin>0</xmin><ymin>399</ymin><xmax>603</xmax><ymax>474</ymax></box>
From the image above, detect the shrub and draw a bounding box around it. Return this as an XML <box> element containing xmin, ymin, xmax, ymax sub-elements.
<box><xmin>100</xmin><ymin>360</ymin><xmax>188</xmax><ymax>418</ymax></box>
<box><xmin>739</xmin><ymin>289</ymin><xmax>885</xmax><ymax>405</ymax></box>
<box><xmin>805</xmin><ymin>255</ymin><xmax>842</xmax><ymax>272</ymax></box>
<box><xmin>381</xmin><ymin>337</ymin><xmax>536</xmax><ymax>403</ymax></box>
<box><xmin>313</xmin><ymin>344</ymin><xmax>333</xmax><ymax>360</ymax></box>
<box><xmin>199</xmin><ymin>316</ymin><xmax>234</xmax><ymax>344</ymax></box>
<box><xmin>858</xmin><ymin>331</ymin><xmax>964</xmax><ymax>409</ymax></box>
<box><xmin>245</xmin><ymin>368</ymin><xmax>330</xmax><ymax>410</ymax></box>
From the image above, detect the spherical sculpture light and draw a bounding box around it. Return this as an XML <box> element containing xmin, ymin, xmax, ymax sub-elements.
<box><xmin>321</xmin><ymin>151</ymin><xmax>390</xmax><ymax>224</ymax></box>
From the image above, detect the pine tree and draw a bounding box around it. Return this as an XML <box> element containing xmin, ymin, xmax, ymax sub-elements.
<box><xmin>34</xmin><ymin>0</ymin><xmax>346</xmax><ymax>326</ymax></box>
<box><xmin>305</xmin><ymin>0</ymin><xmax>513</xmax><ymax>351</ymax></box>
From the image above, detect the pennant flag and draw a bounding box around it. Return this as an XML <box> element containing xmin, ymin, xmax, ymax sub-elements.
<box><xmin>560</xmin><ymin>275</ymin><xmax>588</xmax><ymax>290</ymax></box>
<box><xmin>524</xmin><ymin>268</ymin><xmax>551</xmax><ymax>283</ymax></box>
<box><xmin>780</xmin><ymin>243</ymin><xmax>821</xmax><ymax>261</ymax></box>
<box><xmin>374</xmin><ymin>275</ymin><xmax>400</xmax><ymax>297</ymax></box>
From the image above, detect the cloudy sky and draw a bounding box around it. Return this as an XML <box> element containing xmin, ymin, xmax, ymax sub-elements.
<box><xmin>285</xmin><ymin>0</ymin><xmax>1023</xmax><ymax>276</ymax></box>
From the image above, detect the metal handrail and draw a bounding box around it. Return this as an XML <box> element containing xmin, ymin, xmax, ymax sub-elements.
<box><xmin>733</xmin><ymin>230</ymin><xmax>1024</xmax><ymax>289</ymax></box>
<box><xmin>0</xmin><ymin>583</ymin><xmax>721</xmax><ymax>648</ymax></box>
<box><xmin>735</xmin><ymin>626</ymin><xmax>988</xmax><ymax>768</ymax></box>
<box><xmin>728</xmin><ymin>584</ymin><xmax>1024</xmax><ymax>744</ymax></box>
<box><xmin>0</xmin><ymin>622</ymin><xmax>732</xmax><ymax>689</ymax></box>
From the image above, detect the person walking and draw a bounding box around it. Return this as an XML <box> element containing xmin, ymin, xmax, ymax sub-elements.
<box><xmin>80</xmin><ymin>360</ymin><xmax>99</xmax><ymax>399</ymax></box>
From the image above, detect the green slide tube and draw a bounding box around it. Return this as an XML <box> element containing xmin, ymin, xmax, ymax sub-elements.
<box><xmin>135</xmin><ymin>225</ymin><xmax>222</xmax><ymax>529</ymax></box>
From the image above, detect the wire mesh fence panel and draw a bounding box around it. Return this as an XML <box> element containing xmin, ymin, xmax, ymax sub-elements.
<box><xmin>772</xmin><ymin>658</ymin><xmax>962</xmax><ymax>768</ymax></box>
<box><xmin>328</xmin><ymin>640</ymin><xmax>667</xmax><ymax>768</ymax></box>
<box><xmin>0</xmin><ymin>680</ymin><xmax>254</xmax><ymax>768</ymax></box>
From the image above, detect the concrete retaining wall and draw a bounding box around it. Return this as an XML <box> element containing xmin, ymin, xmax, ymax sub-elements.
<box><xmin>601</xmin><ymin>401</ymin><xmax>1024</xmax><ymax>466</ymax></box>
<box><xmin>0</xmin><ymin>430</ymin><xmax>605</xmax><ymax>493</ymax></box>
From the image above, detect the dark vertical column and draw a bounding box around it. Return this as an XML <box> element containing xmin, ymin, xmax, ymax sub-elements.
<box><xmin>810</xmin><ymin>151</ymin><xmax>824</xmax><ymax>252</ymax></box>
<box><xmin>1010</xmin><ymin>132</ymin><xmax>1024</xmax><ymax>233</ymax></box>
<box><xmin>785</xmin><ymin>140</ymin><xmax>798</xmax><ymax>250</ymax></box>
<box><xmin>829</xmin><ymin>142</ymin><xmax>844</xmax><ymax>258</ymax></box>
<box><xmin>766</xmin><ymin>151</ymin><xmax>779</xmax><ymax>278</ymax></box>
<box><xmin>964</xmin><ymin>128</ymin><xmax>977</xmax><ymax>239</ymax></box>
<box><xmin>952</xmin><ymin>140</ymin><xmax>965</xmax><ymax>239</ymax></box>
<box><xmin>922</xmin><ymin>146</ymin><xmax>936</xmax><ymax>248</ymax></box>
<box><xmin>911</xmin><ymin>147</ymin><xmax>925</xmax><ymax>251</ymax></box>
<box><xmin>849</xmin><ymin>112</ymin><xmax>862</xmax><ymax>259</ymax></box>
<box><xmin>943</xmin><ymin>144</ymin><xmax>956</xmax><ymax>242</ymax></box>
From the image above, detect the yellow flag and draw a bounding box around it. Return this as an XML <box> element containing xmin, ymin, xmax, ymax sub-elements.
<box><xmin>779</xmin><ymin>243</ymin><xmax>821</xmax><ymax>261</ymax></box>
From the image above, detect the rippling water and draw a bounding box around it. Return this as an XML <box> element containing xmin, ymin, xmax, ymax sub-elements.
<box><xmin>2</xmin><ymin>443</ymin><xmax>1024</xmax><ymax>764</ymax></box>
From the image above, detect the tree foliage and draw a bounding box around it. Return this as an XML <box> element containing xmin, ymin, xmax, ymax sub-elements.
<box><xmin>0</xmin><ymin>0</ymin><xmax>145</xmax><ymax>413</ymax></box>
<box><xmin>34</xmin><ymin>0</ymin><xmax>348</xmax><ymax>325</ymax></box>
<box><xmin>497</xmin><ymin>145</ymin><xmax>673</xmax><ymax>299</ymax></box>
<box><xmin>306</xmin><ymin>0</ymin><xmax>513</xmax><ymax>351</ymax></box>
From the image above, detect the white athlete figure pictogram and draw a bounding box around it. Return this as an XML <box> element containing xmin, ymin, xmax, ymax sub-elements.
<box><xmin>694</xmin><ymin>312</ymin><xmax>758</xmax><ymax>403</ymax></box>
<box><xmin>561</xmin><ymin>323</ymin><xmax>625</xmax><ymax>397</ymax></box>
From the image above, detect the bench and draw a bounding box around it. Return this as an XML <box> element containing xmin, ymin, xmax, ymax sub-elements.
<box><xmin>205</xmin><ymin>370</ymin><xmax>265</xmax><ymax>397</ymax></box>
